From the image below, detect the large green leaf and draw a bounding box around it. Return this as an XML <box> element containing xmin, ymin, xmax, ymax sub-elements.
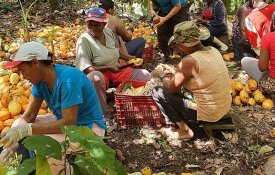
<box><xmin>23</xmin><ymin>135</ymin><xmax>62</xmax><ymax>160</ymax></box>
<box><xmin>0</xmin><ymin>165</ymin><xmax>9</xmax><ymax>175</ymax></box>
<box><xmin>7</xmin><ymin>158</ymin><xmax>36</xmax><ymax>175</ymax></box>
<box><xmin>36</xmin><ymin>154</ymin><xmax>52</xmax><ymax>175</ymax></box>
<box><xmin>74</xmin><ymin>155</ymin><xmax>103</xmax><ymax>175</ymax></box>
<box><xmin>61</xmin><ymin>125</ymin><xmax>101</xmax><ymax>144</ymax></box>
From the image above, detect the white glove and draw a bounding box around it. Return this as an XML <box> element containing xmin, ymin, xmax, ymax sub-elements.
<box><xmin>0</xmin><ymin>124</ymin><xmax>32</xmax><ymax>149</ymax></box>
<box><xmin>0</xmin><ymin>142</ymin><xmax>19</xmax><ymax>164</ymax></box>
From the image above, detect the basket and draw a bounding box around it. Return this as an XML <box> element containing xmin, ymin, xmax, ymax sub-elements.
<box><xmin>142</xmin><ymin>44</ymin><xmax>154</xmax><ymax>64</ymax></box>
<box><xmin>115</xmin><ymin>80</ymin><xmax>165</xmax><ymax>126</ymax></box>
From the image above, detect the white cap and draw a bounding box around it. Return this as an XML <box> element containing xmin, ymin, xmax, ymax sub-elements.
<box><xmin>4</xmin><ymin>41</ymin><xmax>50</xmax><ymax>69</ymax></box>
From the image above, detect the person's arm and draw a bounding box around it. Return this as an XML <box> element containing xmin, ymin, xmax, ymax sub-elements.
<box><xmin>115</xmin><ymin>17</ymin><xmax>132</xmax><ymax>42</ymax></box>
<box><xmin>238</xmin><ymin>8</ymin><xmax>252</xmax><ymax>41</ymax></box>
<box><xmin>83</xmin><ymin>65</ymin><xmax>120</xmax><ymax>75</ymax></box>
<box><xmin>156</xmin><ymin>2</ymin><xmax>181</xmax><ymax>27</ymax></box>
<box><xmin>148</xmin><ymin>0</ymin><xmax>157</xmax><ymax>17</ymax></box>
<box><xmin>162</xmin><ymin>55</ymin><xmax>198</xmax><ymax>93</ymax></box>
<box><xmin>32</xmin><ymin>105</ymin><xmax>78</xmax><ymax>134</ymax></box>
<box><xmin>258</xmin><ymin>47</ymin><xmax>270</xmax><ymax>72</ymax></box>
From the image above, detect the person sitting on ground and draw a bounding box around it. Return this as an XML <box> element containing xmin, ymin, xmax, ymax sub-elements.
<box><xmin>195</xmin><ymin>0</ymin><xmax>228</xmax><ymax>51</ymax></box>
<box><xmin>148</xmin><ymin>0</ymin><xmax>188</xmax><ymax>62</ymax></box>
<box><xmin>244</xmin><ymin>0</ymin><xmax>275</xmax><ymax>56</ymax></box>
<box><xmin>241</xmin><ymin>11</ymin><xmax>275</xmax><ymax>100</ymax></box>
<box><xmin>75</xmin><ymin>7</ymin><xmax>151</xmax><ymax>119</ymax></box>
<box><xmin>152</xmin><ymin>21</ymin><xmax>232</xmax><ymax>140</ymax></box>
<box><xmin>232</xmin><ymin>0</ymin><xmax>256</xmax><ymax>59</ymax></box>
<box><xmin>0</xmin><ymin>42</ymin><xmax>106</xmax><ymax>172</ymax></box>
<box><xmin>99</xmin><ymin>0</ymin><xmax>145</xmax><ymax>60</ymax></box>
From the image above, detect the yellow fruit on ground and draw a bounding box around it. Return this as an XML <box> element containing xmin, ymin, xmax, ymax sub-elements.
<box><xmin>231</xmin><ymin>80</ymin><xmax>244</xmax><ymax>91</ymax></box>
<box><xmin>233</xmin><ymin>96</ymin><xmax>241</xmax><ymax>105</ymax></box>
<box><xmin>248</xmin><ymin>98</ymin><xmax>256</xmax><ymax>106</ymax></box>
<box><xmin>1</xmin><ymin>93</ymin><xmax>13</xmax><ymax>108</ymax></box>
<box><xmin>223</xmin><ymin>54</ymin><xmax>230</xmax><ymax>61</ymax></box>
<box><xmin>0</xmin><ymin>52</ymin><xmax>5</xmax><ymax>58</ymax></box>
<box><xmin>10</xmin><ymin>87</ymin><xmax>25</xmax><ymax>95</ymax></box>
<box><xmin>3</xmin><ymin>119</ymin><xmax>15</xmax><ymax>126</ymax></box>
<box><xmin>24</xmin><ymin>88</ymin><xmax>32</xmax><ymax>98</ymax></box>
<box><xmin>8</xmin><ymin>100</ymin><xmax>22</xmax><ymax>116</ymax></box>
<box><xmin>9</xmin><ymin>73</ymin><xmax>20</xmax><ymax>85</ymax></box>
<box><xmin>227</xmin><ymin>52</ymin><xmax>235</xmax><ymax>59</ymax></box>
<box><xmin>248</xmin><ymin>79</ymin><xmax>257</xmax><ymax>91</ymax></box>
<box><xmin>17</xmin><ymin>96</ymin><xmax>29</xmax><ymax>106</ymax></box>
<box><xmin>0</xmin><ymin>110</ymin><xmax>11</xmax><ymax>121</ymax></box>
<box><xmin>141</xmin><ymin>167</ymin><xmax>152</xmax><ymax>175</ymax></box>
<box><xmin>12</xmin><ymin>114</ymin><xmax>22</xmax><ymax>119</ymax></box>
<box><xmin>231</xmin><ymin>87</ymin><xmax>237</xmax><ymax>97</ymax></box>
<box><xmin>240</xmin><ymin>90</ymin><xmax>249</xmax><ymax>103</ymax></box>
<box><xmin>262</xmin><ymin>99</ymin><xmax>274</xmax><ymax>110</ymax></box>
<box><xmin>0</xmin><ymin>61</ymin><xmax>9</xmax><ymax>68</ymax></box>
<box><xmin>21</xmin><ymin>104</ymin><xmax>28</xmax><ymax>113</ymax></box>
<box><xmin>2</xmin><ymin>126</ymin><xmax>10</xmax><ymax>133</ymax></box>
<box><xmin>0</xmin><ymin>121</ymin><xmax>4</xmax><ymax>131</ymax></box>
<box><xmin>0</xmin><ymin>75</ymin><xmax>10</xmax><ymax>84</ymax></box>
<box><xmin>41</xmin><ymin>101</ymin><xmax>48</xmax><ymax>109</ymax></box>
<box><xmin>244</xmin><ymin>84</ymin><xmax>251</xmax><ymax>92</ymax></box>
<box><xmin>272</xmin><ymin>128</ymin><xmax>275</xmax><ymax>137</ymax></box>
<box><xmin>253</xmin><ymin>89</ymin><xmax>263</xmax><ymax>96</ymax></box>
<box><xmin>38</xmin><ymin>109</ymin><xmax>48</xmax><ymax>115</ymax></box>
<box><xmin>254</xmin><ymin>93</ymin><xmax>265</xmax><ymax>103</ymax></box>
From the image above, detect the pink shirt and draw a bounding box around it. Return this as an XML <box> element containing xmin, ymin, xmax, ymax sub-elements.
<box><xmin>261</xmin><ymin>32</ymin><xmax>275</xmax><ymax>78</ymax></box>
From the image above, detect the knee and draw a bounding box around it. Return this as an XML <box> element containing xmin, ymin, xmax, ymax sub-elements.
<box><xmin>87</xmin><ymin>71</ymin><xmax>105</xmax><ymax>86</ymax></box>
<box><xmin>241</xmin><ymin>56</ymin><xmax>255</xmax><ymax>67</ymax></box>
<box><xmin>135</xmin><ymin>37</ymin><xmax>145</xmax><ymax>47</ymax></box>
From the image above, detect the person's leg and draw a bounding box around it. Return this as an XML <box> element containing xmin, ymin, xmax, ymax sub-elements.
<box><xmin>203</xmin><ymin>24</ymin><xmax>228</xmax><ymax>51</ymax></box>
<box><xmin>241</xmin><ymin>57</ymin><xmax>266</xmax><ymax>81</ymax></box>
<box><xmin>87</xmin><ymin>71</ymin><xmax>111</xmax><ymax>118</ymax></box>
<box><xmin>125</xmin><ymin>37</ymin><xmax>145</xmax><ymax>58</ymax></box>
<box><xmin>130</xmin><ymin>69</ymin><xmax>151</xmax><ymax>81</ymax></box>
<box><xmin>152</xmin><ymin>86</ymin><xmax>197</xmax><ymax>139</ymax></box>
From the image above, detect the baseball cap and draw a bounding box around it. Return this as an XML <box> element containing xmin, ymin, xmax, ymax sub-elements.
<box><xmin>168</xmin><ymin>21</ymin><xmax>210</xmax><ymax>47</ymax></box>
<box><xmin>85</xmin><ymin>7</ymin><xmax>107</xmax><ymax>22</ymax></box>
<box><xmin>3</xmin><ymin>41</ymin><xmax>50</xmax><ymax>69</ymax></box>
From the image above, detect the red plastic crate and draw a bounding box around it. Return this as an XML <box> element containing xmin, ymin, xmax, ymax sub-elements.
<box><xmin>115</xmin><ymin>80</ymin><xmax>165</xmax><ymax>126</ymax></box>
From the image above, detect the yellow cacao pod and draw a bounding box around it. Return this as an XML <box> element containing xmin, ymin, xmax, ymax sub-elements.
<box><xmin>248</xmin><ymin>98</ymin><xmax>256</xmax><ymax>106</ymax></box>
<box><xmin>262</xmin><ymin>99</ymin><xmax>274</xmax><ymax>110</ymax></box>
<box><xmin>8</xmin><ymin>100</ymin><xmax>22</xmax><ymax>116</ymax></box>
<box><xmin>9</xmin><ymin>73</ymin><xmax>20</xmax><ymax>85</ymax></box>
<box><xmin>254</xmin><ymin>93</ymin><xmax>265</xmax><ymax>103</ymax></box>
<box><xmin>233</xmin><ymin>96</ymin><xmax>241</xmax><ymax>105</ymax></box>
<box><xmin>231</xmin><ymin>80</ymin><xmax>244</xmax><ymax>91</ymax></box>
<box><xmin>239</xmin><ymin>90</ymin><xmax>249</xmax><ymax>103</ymax></box>
<box><xmin>248</xmin><ymin>79</ymin><xmax>257</xmax><ymax>91</ymax></box>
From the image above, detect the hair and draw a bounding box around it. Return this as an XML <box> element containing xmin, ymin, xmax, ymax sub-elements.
<box><xmin>99</xmin><ymin>0</ymin><xmax>114</xmax><ymax>12</ymax></box>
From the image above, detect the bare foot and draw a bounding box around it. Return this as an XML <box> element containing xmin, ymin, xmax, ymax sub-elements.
<box><xmin>176</xmin><ymin>129</ymin><xmax>194</xmax><ymax>140</ymax></box>
<box><xmin>160</xmin><ymin>128</ymin><xmax>194</xmax><ymax>140</ymax></box>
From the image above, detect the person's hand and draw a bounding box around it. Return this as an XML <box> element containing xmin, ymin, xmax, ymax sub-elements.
<box><xmin>108</xmin><ymin>66</ymin><xmax>121</xmax><ymax>73</ymax></box>
<box><xmin>0</xmin><ymin>124</ymin><xmax>32</xmax><ymax>149</ymax></box>
<box><xmin>0</xmin><ymin>142</ymin><xmax>19</xmax><ymax>164</ymax></box>
<box><xmin>155</xmin><ymin>16</ymin><xmax>167</xmax><ymax>27</ymax></box>
<box><xmin>195</xmin><ymin>19</ymin><xmax>207</xmax><ymax>25</ymax></box>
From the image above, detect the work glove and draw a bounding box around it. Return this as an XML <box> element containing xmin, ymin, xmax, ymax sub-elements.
<box><xmin>0</xmin><ymin>124</ymin><xmax>32</xmax><ymax>149</ymax></box>
<box><xmin>0</xmin><ymin>142</ymin><xmax>19</xmax><ymax>164</ymax></box>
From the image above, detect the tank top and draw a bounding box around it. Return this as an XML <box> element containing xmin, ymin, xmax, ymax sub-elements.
<box><xmin>185</xmin><ymin>47</ymin><xmax>232</xmax><ymax>122</ymax></box>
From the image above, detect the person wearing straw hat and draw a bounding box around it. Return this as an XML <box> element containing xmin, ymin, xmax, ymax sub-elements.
<box><xmin>152</xmin><ymin>21</ymin><xmax>231</xmax><ymax>140</ymax></box>
<box><xmin>0</xmin><ymin>42</ymin><xmax>106</xmax><ymax>171</ymax></box>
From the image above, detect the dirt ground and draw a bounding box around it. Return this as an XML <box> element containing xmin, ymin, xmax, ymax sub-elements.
<box><xmin>0</xmin><ymin>2</ymin><xmax>274</xmax><ymax>175</ymax></box>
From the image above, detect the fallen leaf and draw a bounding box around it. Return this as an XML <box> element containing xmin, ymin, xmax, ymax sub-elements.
<box><xmin>258</xmin><ymin>145</ymin><xmax>274</xmax><ymax>155</ymax></box>
<box><xmin>185</xmin><ymin>164</ymin><xmax>200</xmax><ymax>168</ymax></box>
<box><xmin>214</xmin><ymin>167</ymin><xmax>224</xmax><ymax>175</ymax></box>
<box><xmin>253</xmin><ymin>114</ymin><xmax>265</xmax><ymax>120</ymax></box>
